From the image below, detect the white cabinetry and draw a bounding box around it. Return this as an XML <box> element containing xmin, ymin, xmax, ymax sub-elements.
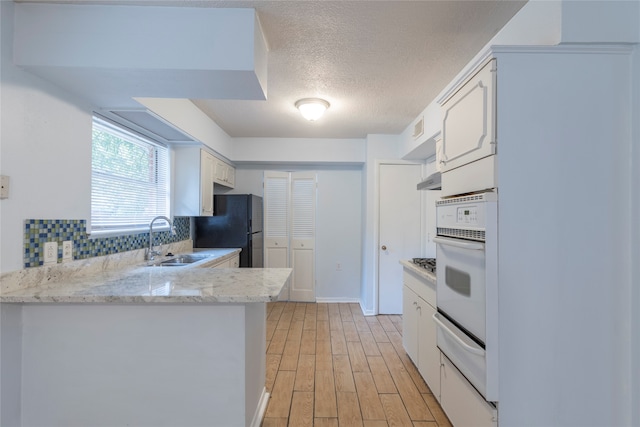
<box><xmin>214</xmin><ymin>158</ymin><xmax>235</xmax><ymax>188</ymax></box>
<box><xmin>402</xmin><ymin>267</ymin><xmax>440</xmax><ymax>400</ymax></box>
<box><xmin>201</xmin><ymin>254</ymin><xmax>240</xmax><ymax>269</ymax></box>
<box><xmin>174</xmin><ymin>148</ymin><xmax>237</xmax><ymax>216</ymax></box>
<box><xmin>174</xmin><ymin>147</ymin><xmax>215</xmax><ymax>216</ymax></box>
<box><xmin>441</xmin><ymin>356</ymin><xmax>497</xmax><ymax>427</ymax></box>
<box><xmin>440</xmin><ymin>59</ymin><xmax>496</xmax><ymax>172</ymax></box>
<box><xmin>440</xmin><ymin>59</ymin><xmax>497</xmax><ymax>197</ymax></box>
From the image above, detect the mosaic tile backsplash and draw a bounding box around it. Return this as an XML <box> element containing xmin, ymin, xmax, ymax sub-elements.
<box><xmin>24</xmin><ymin>217</ymin><xmax>190</xmax><ymax>268</ymax></box>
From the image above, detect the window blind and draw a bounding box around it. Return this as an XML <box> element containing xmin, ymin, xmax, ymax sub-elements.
<box><xmin>91</xmin><ymin>116</ymin><xmax>169</xmax><ymax>234</ymax></box>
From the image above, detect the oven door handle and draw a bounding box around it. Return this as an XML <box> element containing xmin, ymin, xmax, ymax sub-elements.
<box><xmin>433</xmin><ymin>236</ymin><xmax>484</xmax><ymax>250</ymax></box>
<box><xmin>433</xmin><ymin>313</ymin><xmax>485</xmax><ymax>356</ymax></box>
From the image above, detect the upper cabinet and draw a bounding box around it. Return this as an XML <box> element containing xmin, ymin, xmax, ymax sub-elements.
<box><xmin>174</xmin><ymin>147</ymin><xmax>235</xmax><ymax>216</ymax></box>
<box><xmin>174</xmin><ymin>148</ymin><xmax>215</xmax><ymax>216</ymax></box>
<box><xmin>214</xmin><ymin>158</ymin><xmax>236</xmax><ymax>189</ymax></box>
<box><xmin>440</xmin><ymin>59</ymin><xmax>497</xmax><ymax>172</ymax></box>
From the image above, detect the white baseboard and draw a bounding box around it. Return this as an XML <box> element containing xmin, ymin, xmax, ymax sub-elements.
<box><xmin>315</xmin><ymin>297</ymin><xmax>361</xmax><ymax>304</ymax></box>
<box><xmin>250</xmin><ymin>388</ymin><xmax>270</xmax><ymax>427</ymax></box>
<box><xmin>359</xmin><ymin>300</ymin><xmax>376</xmax><ymax>316</ymax></box>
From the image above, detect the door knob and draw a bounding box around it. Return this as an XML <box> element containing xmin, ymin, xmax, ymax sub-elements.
<box><xmin>381</xmin><ymin>245</ymin><xmax>387</xmax><ymax>250</ymax></box>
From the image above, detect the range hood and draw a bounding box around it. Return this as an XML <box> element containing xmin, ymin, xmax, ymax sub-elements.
<box><xmin>417</xmin><ymin>171</ymin><xmax>441</xmax><ymax>190</ymax></box>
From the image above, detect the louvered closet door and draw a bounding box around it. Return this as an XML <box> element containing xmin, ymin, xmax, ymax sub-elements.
<box><xmin>264</xmin><ymin>171</ymin><xmax>290</xmax><ymax>275</ymax></box>
<box><xmin>289</xmin><ymin>172</ymin><xmax>316</xmax><ymax>302</ymax></box>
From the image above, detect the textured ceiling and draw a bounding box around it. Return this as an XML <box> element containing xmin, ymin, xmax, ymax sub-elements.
<box><xmin>16</xmin><ymin>0</ymin><xmax>527</xmax><ymax>139</ymax></box>
<box><xmin>191</xmin><ymin>1</ymin><xmax>527</xmax><ymax>138</ymax></box>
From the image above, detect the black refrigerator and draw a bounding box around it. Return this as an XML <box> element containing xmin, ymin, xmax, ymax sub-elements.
<box><xmin>193</xmin><ymin>194</ymin><xmax>263</xmax><ymax>268</ymax></box>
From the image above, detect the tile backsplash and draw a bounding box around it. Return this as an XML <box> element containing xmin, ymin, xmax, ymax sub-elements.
<box><xmin>24</xmin><ymin>217</ymin><xmax>190</xmax><ymax>268</ymax></box>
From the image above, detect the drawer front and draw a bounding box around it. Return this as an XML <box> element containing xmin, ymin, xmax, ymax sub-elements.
<box><xmin>441</xmin><ymin>355</ymin><xmax>497</xmax><ymax>427</ymax></box>
<box><xmin>403</xmin><ymin>269</ymin><xmax>436</xmax><ymax>308</ymax></box>
<box><xmin>434</xmin><ymin>312</ymin><xmax>487</xmax><ymax>398</ymax></box>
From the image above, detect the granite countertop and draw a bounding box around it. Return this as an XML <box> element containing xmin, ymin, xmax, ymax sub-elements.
<box><xmin>0</xmin><ymin>248</ymin><xmax>292</xmax><ymax>304</ymax></box>
<box><xmin>400</xmin><ymin>259</ymin><xmax>436</xmax><ymax>283</ymax></box>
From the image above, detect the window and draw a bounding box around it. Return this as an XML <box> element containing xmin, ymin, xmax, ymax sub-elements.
<box><xmin>91</xmin><ymin>116</ymin><xmax>169</xmax><ymax>235</ymax></box>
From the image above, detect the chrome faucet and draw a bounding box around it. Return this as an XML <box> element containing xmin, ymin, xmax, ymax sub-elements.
<box><xmin>147</xmin><ymin>216</ymin><xmax>176</xmax><ymax>261</ymax></box>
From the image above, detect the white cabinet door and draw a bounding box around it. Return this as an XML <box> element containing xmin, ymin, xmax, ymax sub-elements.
<box><xmin>200</xmin><ymin>150</ymin><xmax>215</xmax><ymax>216</ymax></box>
<box><xmin>212</xmin><ymin>158</ymin><xmax>235</xmax><ymax>188</ymax></box>
<box><xmin>441</xmin><ymin>59</ymin><xmax>496</xmax><ymax>172</ymax></box>
<box><xmin>173</xmin><ymin>147</ymin><xmax>214</xmax><ymax>216</ymax></box>
<box><xmin>402</xmin><ymin>285</ymin><xmax>419</xmax><ymax>364</ymax></box>
<box><xmin>418</xmin><ymin>301</ymin><xmax>440</xmax><ymax>400</ymax></box>
<box><xmin>403</xmin><ymin>269</ymin><xmax>440</xmax><ymax>400</ymax></box>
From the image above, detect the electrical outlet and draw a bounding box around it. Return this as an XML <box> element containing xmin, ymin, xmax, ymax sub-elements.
<box><xmin>0</xmin><ymin>175</ymin><xmax>9</xmax><ymax>199</ymax></box>
<box><xmin>43</xmin><ymin>241</ymin><xmax>58</xmax><ymax>265</ymax></box>
<box><xmin>62</xmin><ymin>240</ymin><xmax>73</xmax><ymax>262</ymax></box>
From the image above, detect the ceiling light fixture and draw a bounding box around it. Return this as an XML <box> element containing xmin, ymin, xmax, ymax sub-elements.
<box><xmin>295</xmin><ymin>98</ymin><xmax>330</xmax><ymax>121</ymax></box>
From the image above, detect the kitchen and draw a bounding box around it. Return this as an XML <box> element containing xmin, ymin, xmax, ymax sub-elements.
<box><xmin>1</xmin><ymin>1</ymin><xmax>639</xmax><ymax>427</ymax></box>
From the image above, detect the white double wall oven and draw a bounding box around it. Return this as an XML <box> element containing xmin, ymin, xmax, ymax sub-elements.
<box><xmin>430</xmin><ymin>57</ymin><xmax>500</xmax><ymax>424</ymax></box>
<box><xmin>433</xmin><ymin>192</ymin><xmax>498</xmax><ymax>401</ymax></box>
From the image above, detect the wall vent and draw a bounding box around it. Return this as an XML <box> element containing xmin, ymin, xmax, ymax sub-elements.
<box><xmin>413</xmin><ymin>117</ymin><xmax>424</xmax><ymax>140</ymax></box>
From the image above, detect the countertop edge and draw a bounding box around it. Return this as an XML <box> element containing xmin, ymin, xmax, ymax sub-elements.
<box><xmin>399</xmin><ymin>260</ymin><xmax>436</xmax><ymax>282</ymax></box>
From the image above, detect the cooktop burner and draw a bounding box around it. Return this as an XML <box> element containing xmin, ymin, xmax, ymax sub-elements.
<box><xmin>412</xmin><ymin>257</ymin><xmax>436</xmax><ymax>273</ymax></box>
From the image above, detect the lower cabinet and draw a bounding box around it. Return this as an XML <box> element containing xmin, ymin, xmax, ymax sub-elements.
<box><xmin>207</xmin><ymin>254</ymin><xmax>240</xmax><ymax>269</ymax></box>
<box><xmin>402</xmin><ymin>268</ymin><xmax>440</xmax><ymax>400</ymax></box>
<box><xmin>440</xmin><ymin>356</ymin><xmax>497</xmax><ymax>427</ymax></box>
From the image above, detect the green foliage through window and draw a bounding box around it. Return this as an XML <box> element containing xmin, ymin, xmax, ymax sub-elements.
<box><xmin>91</xmin><ymin>116</ymin><xmax>169</xmax><ymax>233</ymax></box>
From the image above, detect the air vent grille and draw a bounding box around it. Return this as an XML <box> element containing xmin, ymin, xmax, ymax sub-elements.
<box><xmin>437</xmin><ymin>191</ymin><xmax>496</xmax><ymax>205</ymax></box>
<box><xmin>413</xmin><ymin>117</ymin><xmax>424</xmax><ymax>139</ymax></box>
<box><xmin>437</xmin><ymin>228</ymin><xmax>485</xmax><ymax>242</ymax></box>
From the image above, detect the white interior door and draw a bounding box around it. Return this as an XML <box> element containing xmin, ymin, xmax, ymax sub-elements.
<box><xmin>289</xmin><ymin>172</ymin><xmax>317</xmax><ymax>302</ymax></box>
<box><xmin>378</xmin><ymin>163</ymin><xmax>422</xmax><ymax>314</ymax></box>
<box><xmin>264</xmin><ymin>172</ymin><xmax>290</xmax><ymax>300</ymax></box>
<box><xmin>263</xmin><ymin>171</ymin><xmax>317</xmax><ymax>302</ymax></box>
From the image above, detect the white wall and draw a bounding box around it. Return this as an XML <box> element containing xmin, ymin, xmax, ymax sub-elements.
<box><xmin>632</xmin><ymin>26</ymin><xmax>640</xmax><ymax>427</ymax></box>
<box><xmin>315</xmin><ymin>169</ymin><xmax>362</xmax><ymax>301</ymax></box>
<box><xmin>495</xmin><ymin>47</ymin><xmax>635</xmax><ymax>427</ymax></box>
<box><xmin>0</xmin><ymin>1</ymin><xmax>93</xmax><ymax>274</ymax></box>
<box><xmin>231</xmin><ymin>165</ymin><xmax>363</xmax><ymax>301</ymax></box>
<box><xmin>360</xmin><ymin>134</ymin><xmax>405</xmax><ymax>315</ymax></box>
<box><xmin>232</xmin><ymin>137</ymin><xmax>366</xmax><ymax>165</ymax></box>
<box><xmin>138</xmin><ymin>98</ymin><xmax>235</xmax><ymax>161</ymax></box>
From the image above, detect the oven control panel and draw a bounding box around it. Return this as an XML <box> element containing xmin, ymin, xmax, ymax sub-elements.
<box><xmin>436</xmin><ymin>191</ymin><xmax>497</xmax><ymax>233</ymax></box>
<box><xmin>457</xmin><ymin>206</ymin><xmax>478</xmax><ymax>224</ymax></box>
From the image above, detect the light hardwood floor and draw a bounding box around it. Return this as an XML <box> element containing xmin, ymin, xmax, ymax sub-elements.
<box><xmin>262</xmin><ymin>302</ymin><xmax>452</xmax><ymax>427</ymax></box>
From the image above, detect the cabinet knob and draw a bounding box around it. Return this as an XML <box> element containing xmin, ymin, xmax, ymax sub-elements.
<box><xmin>381</xmin><ymin>245</ymin><xmax>387</xmax><ymax>250</ymax></box>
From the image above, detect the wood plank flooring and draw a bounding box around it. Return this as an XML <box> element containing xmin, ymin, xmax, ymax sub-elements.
<box><xmin>263</xmin><ymin>302</ymin><xmax>452</xmax><ymax>427</ymax></box>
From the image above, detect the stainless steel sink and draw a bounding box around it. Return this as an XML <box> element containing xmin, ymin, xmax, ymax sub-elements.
<box><xmin>152</xmin><ymin>253</ymin><xmax>213</xmax><ymax>267</ymax></box>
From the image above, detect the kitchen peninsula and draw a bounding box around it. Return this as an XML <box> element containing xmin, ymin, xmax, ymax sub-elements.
<box><xmin>0</xmin><ymin>251</ymin><xmax>291</xmax><ymax>427</ymax></box>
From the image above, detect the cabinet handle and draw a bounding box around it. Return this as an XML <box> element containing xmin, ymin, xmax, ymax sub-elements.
<box><xmin>413</xmin><ymin>301</ymin><xmax>418</xmax><ymax>306</ymax></box>
<box><xmin>381</xmin><ymin>245</ymin><xmax>387</xmax><ymax>250</ymax></box>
